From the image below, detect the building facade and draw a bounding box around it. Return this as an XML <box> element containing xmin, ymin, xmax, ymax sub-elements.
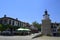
<box><xmin>0</xmin><ymin>15</ymin><xmax>30</xmax><ymax>27</ymax></box>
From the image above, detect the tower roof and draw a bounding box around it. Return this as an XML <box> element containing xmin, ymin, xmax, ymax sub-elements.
<box><xmin>45</xmin><ymin>10</ymin><xmax>48</xmax><ymax>15</ymax></box>
<box><xmin>43</xmin><ymin>9</ymin><xmax>49</xmax><ymax>16</ymax></box>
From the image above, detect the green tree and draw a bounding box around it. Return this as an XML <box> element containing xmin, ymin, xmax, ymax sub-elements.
<box><xmin>0</xmin><ymin>24</ymin><xmax>3</xmax><ymax>31</ymax></box>
<box><xmin>0</xmin><ymin>24</ymin><xmax>7</xmax><ymax>31</ymax></box>
<box><xmin>0</xmin><ymin>24</ymin><xmax>20</xmax><ymax>31</ymax></box>
<box><xmin>32</xmin><ymin>21</ymin><xmax>41</xmax><ymax>31</ymax></box>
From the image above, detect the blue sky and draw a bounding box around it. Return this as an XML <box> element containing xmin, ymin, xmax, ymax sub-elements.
<box><xmin>0</xmin><ymin>0</ymin><xmax>60</xmax><ymax>24</ymax></box>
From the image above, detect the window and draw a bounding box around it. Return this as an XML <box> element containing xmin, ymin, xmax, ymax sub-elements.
<box><xmin>9</xmin><ymin>20</ymin><xmax>11</xmax><ymax>25</ymax></box>
<box><xmin>53</xmin><ymin>29</ymin><xmax>56</xmax><ymax>32</ymax></box>
<box><xmin>4</xmin><ymin>19</ymin><xmax>7</xmax><ymax>25</ymax></box>
<box><xmin>51</xmin><ymin>25</ymin><xmax>53</xmax><ymax>28</ymax></box>
<box><xmin>12</xmin><ymin>21</ymin><xmax>14</xmax><ymax>25</ymax></box>
<box><xmin>18</xmin><ymin>22</ymin><xmax>19</xmax><ymax>26</ymax></box>
<box><xmin>0</xmin><ymin>20</ymin><xmax>2</xmax><ymax>24</ymax></box>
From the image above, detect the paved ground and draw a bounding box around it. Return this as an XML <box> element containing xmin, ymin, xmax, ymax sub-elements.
<box><xmin>0</xmin><ymin>33</ymin><xmax>60</xmax><ymax>40</ymax></box>
<box><xmin>33</xmin><ymin>36</ymin><xmax>60</xmax><ymax>40</ymax></box>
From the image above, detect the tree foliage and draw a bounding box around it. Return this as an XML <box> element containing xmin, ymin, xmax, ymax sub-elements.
<box><xmin>0</xmin><ymin>24</ymin><xmax>7</xmax><ymax>31</ymax></box>
<box><xmin>32</xmin><ymin>21</ymin><xmax>41</xmax><ymax>31</ymax></box>
<box><xmin>0</xmin><ymin>24</ymin><xmax>20</xmax><ymax>31</ymax></box>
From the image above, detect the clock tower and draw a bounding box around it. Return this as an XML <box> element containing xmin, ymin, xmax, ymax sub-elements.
<box><xmin>41</xmin><ymin>10</ymin><xmax>52</xmax><ymax>35</ymax></box>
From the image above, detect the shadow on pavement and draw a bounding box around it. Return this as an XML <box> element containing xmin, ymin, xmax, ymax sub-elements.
<box><xmin>32</xmin><ymin>34</ymin><xmax>43</xmax><ymax>39</ymax></box>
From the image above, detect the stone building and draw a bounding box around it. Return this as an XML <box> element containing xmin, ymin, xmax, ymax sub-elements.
<box><xmin>0</xmin><ymin>15</ymin><xmax>30</xmax><ymax>27</ymax></box>
<box><xmin>41</xmin><ymin>10</ymin><xmax>60</xmax><ymax>36</ymax></box>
